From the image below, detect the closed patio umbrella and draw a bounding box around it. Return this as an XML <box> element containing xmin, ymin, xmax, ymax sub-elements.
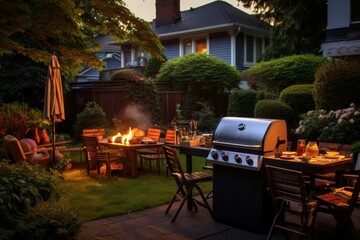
<box><xmin>43</xmin><ymin>54</ymin><xmax>65</xmax><ymax>166</ymax></box>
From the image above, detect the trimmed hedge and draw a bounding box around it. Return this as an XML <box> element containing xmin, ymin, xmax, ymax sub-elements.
<box><xmin>314</xmin><ymin>59</ymin><xmax>360</xmax><ymax>110</ymax></box>
<box><xmin>242</xmin><ymin>54</ymin><xmax>328</xmax><ymax>95</ymax></box>
<box><xmin>228</xmin><ymin>89</ymin><xmax>257</xmax><ymax>117</ymax></box>
<box><xmin>254</xmin><ymin>99</ymin><xmax>296</xmax><ymax>131</ymax></box>
<box><xmin>279</xmin><ymin>84</ymin><xmax>315</xmax><ymax>118</ymax></box>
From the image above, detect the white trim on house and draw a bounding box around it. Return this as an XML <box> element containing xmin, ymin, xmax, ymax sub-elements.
<box><xmin>158</xmin><ymin>23</ymin><xmax>268</xmax><ymax>39</ymax></box>
<box><xmin>321</xmin><ymin>40</ymin><xmax>360</xmax><ymax>57</ymax></box>
<box><xmin>243</xmin><ymin>33</ymin><xmax>266</xmax><ymax>67</ymax></box>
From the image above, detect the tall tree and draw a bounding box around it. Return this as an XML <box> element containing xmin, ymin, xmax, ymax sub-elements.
<box><xmin>237</xmin><ymin>0</ymin><xmax>327</xmax><ymax>60</ymax></box>
<box><xmin>0</xmin><ymin>0</ymin><xmax>164</xmax><ymax>76</ymax></box>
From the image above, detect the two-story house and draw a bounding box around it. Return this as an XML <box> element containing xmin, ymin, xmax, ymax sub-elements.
<box><xmin>321</xmin><ymin>0</ymin><xmax>360</xmax><ymax>57</ymax></box>
<box><xmin>76</xmin><ymin>0</ymin><xmax>269</xmax><ymax>82</ymax></box>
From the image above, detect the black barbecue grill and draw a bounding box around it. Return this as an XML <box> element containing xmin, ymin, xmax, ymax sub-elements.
<box><xmin>207</xmin><ymin>117</ymin><xmax>288</xmax><ymax>233</ymax></box>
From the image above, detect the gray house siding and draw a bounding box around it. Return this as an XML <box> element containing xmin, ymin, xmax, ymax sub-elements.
<box><xmin>77</xmin><ymin>69</ymin><xmax>100</xmax><ymax>82</ymax></box>
<box><xmin>106</xmin><ymin>58</ymin><xmax>121</xmax><ymax>69</ymax></box>
<box><xmin>162</xmin><ymin>39</ymin><xmax>180</xmax><ymax>60</ymax></box>
<box><xmin>209</xmin><ymin>32</ymin><xmax>231</xmax><ymax>64</ymax></box>
<box><xmin>236</xmin><ymin>32</ymin><xmax>246</xmax><ymax>71</ymax></box>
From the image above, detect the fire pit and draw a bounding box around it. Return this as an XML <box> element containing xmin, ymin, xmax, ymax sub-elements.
<box><xmin>100</xmin><ymin>127</ymin><xmax>164</xmax><ymax>177</ymax></box>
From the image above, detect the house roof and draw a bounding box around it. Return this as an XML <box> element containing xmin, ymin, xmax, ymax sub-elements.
<box><xmin>152</xmin><ymin>1</ymin><xmax>269</xmax><ymax>37</ymax></box>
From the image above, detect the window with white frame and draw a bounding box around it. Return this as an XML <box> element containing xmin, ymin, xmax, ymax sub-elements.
<box><xmin>245</xmin><ymin>34</ymin><xmax>264</xmax><ymax>66</ymax></box>
<box><xmin>182</xmin><ymin>37</ymin><xmax>207</xmax><ymax>55</ymax></box>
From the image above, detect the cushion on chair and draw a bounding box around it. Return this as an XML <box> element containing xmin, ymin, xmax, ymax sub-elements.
<box><xmin>20</xmin><ymin>140</ymin><xmax>34</xmax><ymax>161</ymax></box>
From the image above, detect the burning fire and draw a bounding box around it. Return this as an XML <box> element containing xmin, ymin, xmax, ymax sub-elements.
<box><xmin>111</xmin><ymin>127</ymin><xmax>134</xmax><ymax>144</ymax></box>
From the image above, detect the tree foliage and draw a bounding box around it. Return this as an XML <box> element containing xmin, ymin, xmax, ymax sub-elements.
<box><xmin>0</xmin><ymin>0</ymin><xmax>164</xmax><ymax>76</ymax></box>
<box><xmin>237</xmin><ymin>0</ymin><xmax>327</xmax><ymax>59</ymax></box>
<box><xmin>156</xmin><ymin>53</ymin><xmax>241</xmax><ymax>118</ymax></box>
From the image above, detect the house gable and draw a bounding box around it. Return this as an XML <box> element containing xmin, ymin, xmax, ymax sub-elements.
<box><xmin>154</xmin><ymin>1</ymin><xmax>269</xmax><ymax>70</ymax></box>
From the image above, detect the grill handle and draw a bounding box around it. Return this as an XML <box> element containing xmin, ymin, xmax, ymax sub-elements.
<box><xmin>213</xmin><ymin>141</ymin><xmax>262</xmax><ymax>149</ymax></box>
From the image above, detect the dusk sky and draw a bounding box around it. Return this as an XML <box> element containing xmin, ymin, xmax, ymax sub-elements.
<box><xmin>123</xmin><ymin>0</ymin><xmax>253</xmax><ymax>21</ymax></box>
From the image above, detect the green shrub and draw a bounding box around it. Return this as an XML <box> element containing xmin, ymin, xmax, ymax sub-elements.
<box><xmin>314</xmin><ymin>59</ymin><xmax>360</xmax><ymax>110</ymax></box>
<box><xmin>279</xmin><ymin>84</ymin><xmax>315</xmax><ymax>118</ymax></box>
<box><xmin>143</xmin><ymin>55</ymin><xmax>167</xmax><ymax>79</ymax></box>
<box><xmin>73</xmin><ymin>102</ymin><xmax>108</xmax><ymax>139</ymax></box>
<box><xmin>242</xmin><ymin>54</ymin><xmax>328</xmax><ymax>95</ymax></box>
<box><xmin>228</xmin><ymin>89</ymin><xmax>257</xmax><ymax>117</ymax></box>
<box><xmin>0</xmin><ymin>102</ymin><xmax>50</xmax><ymax>139</ymax></box>
<box><xmin>0</xmin><ymin>161</ymin><xmax>62</xmax><ymax>223</ymax></box>
<box><xmin>0</xmin><ymin>162</ymin><xmax>81</xmax><ymax>240</ymax></box>
<box><xmin>156</xmin><ymin>53</ymin><xmax>241</xmax><ymax>117</ymax></box>
<box><xmin>11</xmin><ymin>200</ymin><xmax>82</xmax><ymax>240</ymax></box>
<box><xmin>111</xmin><ymin>69</ymin><xmax>163</xmax><ymax>126</ymax></box>
<box><xmin>195</xmin><ymin>102</ymin><xmax>217</xmax><ymax>132</ymax></box>
<box><xmin>111</xmin><ymin>68</ymin><xmax>145</xmax><ymax>82</ymax></box>
<box><xmin>254</xmin><ymin>99</ymin><xmax>296</xmax><ymax>131</ymax></box>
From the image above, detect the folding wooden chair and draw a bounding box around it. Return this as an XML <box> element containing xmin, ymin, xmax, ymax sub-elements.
<box><xmin>314</xmin><ymin>170</ymin><xmax>360</xmax><ymax>237</ymax></box>
<box><xmin>138</xmin><ymin>128</ymin><xmax>162</xmax><ymax>172</ymax></box>
<box><xmin>82</xmin><ymin>135</ymin><xmax>126</xmax><ymax>177</ymax></box>
<box><xmin>265</xmin><ymin>165</ymin><xmax>317</xmax><ymax>240</ymax></box>
<box><xmin>139</xmin><ymin>129</ymin><xmax>176</xmax><ymax>175</ymax></box>
<box><xmin>163</xmin><ymin>145</ymin><xmax>213</xmax><ymax>222</ymax></box>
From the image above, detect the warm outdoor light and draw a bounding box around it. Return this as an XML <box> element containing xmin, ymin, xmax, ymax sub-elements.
<box><xmin>111</xmin><ymin>127</ymin><xmax>134</xmax><ymax>144</ymax></box>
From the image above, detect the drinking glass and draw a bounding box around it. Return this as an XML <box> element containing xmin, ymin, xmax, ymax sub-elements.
<box><xmin>296</xmin><ymin>139</ymin><xmax>306</xmax><ymax>156</ymax></box>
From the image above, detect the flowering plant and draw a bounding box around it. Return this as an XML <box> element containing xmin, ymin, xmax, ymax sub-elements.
<box><xmin>295</xmin><ymin>103</ymin><xmax>360</xmax><ymax>144</ymax></box>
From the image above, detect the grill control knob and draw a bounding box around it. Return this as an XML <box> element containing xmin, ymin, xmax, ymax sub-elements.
<box><xmin>234</xmin><ymin>154</ymin><xmax>242</xmax><ymax>163</ymax></box>
<box><xmin>221</xmin><ymin>152</ymin><xmax>229</xmax><ymax>161</ymax></box>
<box><xmin>246</xmin><ymin>156</ymin><xmax>254</xmax><ymax>165</ymax></box>
<box><xmin>211</xmin><ymin>150</ymin><xmax>218</xmax><ymax>160</ymax></box>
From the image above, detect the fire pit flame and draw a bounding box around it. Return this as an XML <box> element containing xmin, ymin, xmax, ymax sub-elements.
<box><xmin>111</xmin><ymin>127</ymin><xmax>134</xmax><ymax>144</ymax></box>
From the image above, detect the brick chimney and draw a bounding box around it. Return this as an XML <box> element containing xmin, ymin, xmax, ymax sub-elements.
<box><xmin>156</xmin><ymin>0</ymin><xmax>181</xmax><ymax>27</ymax></box>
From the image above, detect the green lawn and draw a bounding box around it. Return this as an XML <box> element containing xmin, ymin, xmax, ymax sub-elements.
<box><xmin>59</xmin><ymin>154</ymin><xmax>212</xmax><ymax>222</ymax></box>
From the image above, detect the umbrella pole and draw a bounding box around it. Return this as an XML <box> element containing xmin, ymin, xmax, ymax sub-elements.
<box><xmin>52</xmin><ymin>116</ymin><xmax>56</xmax><ymax>167</ymax></box>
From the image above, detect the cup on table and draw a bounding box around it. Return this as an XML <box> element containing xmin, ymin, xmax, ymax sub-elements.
<box><xmin>296</xmin><ymin>139</ymin><xmax>306</xmax><ymax>156</ymax></box>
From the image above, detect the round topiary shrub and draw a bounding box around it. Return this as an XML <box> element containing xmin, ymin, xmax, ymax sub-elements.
<box><xmin>279</xmin><ymin>84</ymin><xmax>315</xmax><ymax>118</ymax></box>
<box><xmin>254</xmin><ymin>100</ymin><xmax>296</xmax><ymax>131</ymax></box>
<box><xmin>228</xmin><ymin>89</ymin><xmax>257</xmax><ymax>117</ymax></box>
<box><xmin>314</xmin><ymin>59</ymin><xmax>360</xmax><ymax>110</ymax></box>
<box><xmin>111</xmin><ymin>68</ymin><xmax>145</xmax><ymax>82</ymax></box>
<box><xmin>156</xmin><ymin>53</ymin><xmax>241</xmax><ymax>118</ymax></box>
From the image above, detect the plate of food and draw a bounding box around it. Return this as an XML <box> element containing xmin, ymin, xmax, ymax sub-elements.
<box><xmin>296</xmin><ymin>155</ymin><xmax>312</xmax><ymax>163</ymax></box>
<box><xmin>280</xmin><ymin>151</ymin><xmax>296</xmax><ymax>159</ymax></box>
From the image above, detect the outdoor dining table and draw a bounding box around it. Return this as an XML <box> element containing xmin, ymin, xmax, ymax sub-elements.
<box><xmin>264</xmin><ymin>156</ymin><xmax>352</xmax><ymax>190</ymax></box>
<box><xmin>99</xmin><ymin>141</ymin><xmax>164</xmax><ymax>177</ymax></box>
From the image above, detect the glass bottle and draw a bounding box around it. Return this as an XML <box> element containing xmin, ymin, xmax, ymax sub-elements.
<box><xmin>305</xmin><ymin>141</ymin><xmax>319</xmax><ymax>158</ymax></box>
<box><xmin>296</xmin><ymin>139</ymin><xmax>306</xmax><ymax>156</ymax></box>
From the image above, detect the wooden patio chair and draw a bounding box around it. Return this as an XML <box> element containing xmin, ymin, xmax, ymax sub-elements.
<box><xmin>163</xmin><ymin>145</ymin><xmax>213</xmax><ymax>223</ymax></box>
<box><xmin>138</xmin><ymin>128</ymin><xmax>161</xmax><ymax>172</ymax></box>
<box><xmin>139</xmin><ymin>129</ymin><xmax>176</xmax><ymax>175</ymax></box>
<box><xmin>4</xmin><ymin>135</ymin><xmax>51</xmax><ymax>169</ymax></box>
<box><xmin>265</xmin><ymin>165</ymin><xmax>317</xmax><ymax>240</ymax></box>
<box><xmin>314</xmin><ymin>170</ymin><xmax>360</xmax><ymax>238</ymax></box>
<box><xmin>82</xmin><ymin>135</ymin><xmax>126</xmax><ymax>177</ymax></box>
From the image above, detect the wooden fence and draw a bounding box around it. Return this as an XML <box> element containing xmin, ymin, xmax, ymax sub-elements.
<box><xmin>61</xmin><ymin>80</ymin><xmax>227</xmax><ymax>134</ymax></box>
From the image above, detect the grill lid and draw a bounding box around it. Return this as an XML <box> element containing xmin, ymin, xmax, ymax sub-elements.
<box><xmin>212</xmin><ymin>117</ymin><xmax>287</xmax><ymax>153</ymax></box>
